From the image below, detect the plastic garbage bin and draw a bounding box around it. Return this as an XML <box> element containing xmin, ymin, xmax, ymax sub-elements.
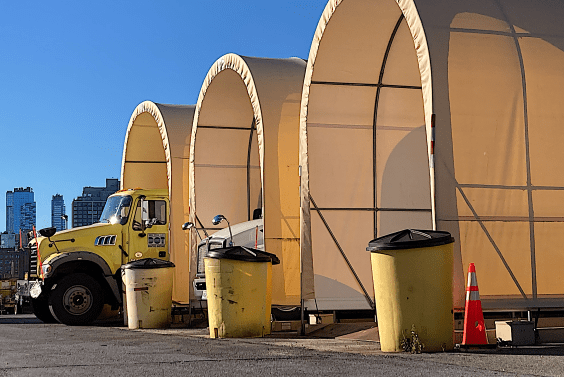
<box><xmin>122</xmin><ymin>258</ymin><xmax>175</xmax><ymax>329</ymax></box>
<box><xmin>205</xmin><ymin>246</ymin><xmax>280</xmax><ymax>338</ymax></box>
<box><xmin>367</xmin><ymin>229</ymin><xmax>454</xmax><ymax>352</ymax></box>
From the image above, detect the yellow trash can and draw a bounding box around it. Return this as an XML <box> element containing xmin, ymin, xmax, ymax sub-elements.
<box><xmin>367</xmin><ymin>229</ymin><xmax>454</xmax><ymax>352</ymax></box>
<box><xmin>205</xmin><ymin>246</ymin><xmax>280</xmax><ymax>338</ymax></box>
<box><xmin>122</xmin><ymin>258</ymin><xmax>175</xmax><ymax>329</ymax></box>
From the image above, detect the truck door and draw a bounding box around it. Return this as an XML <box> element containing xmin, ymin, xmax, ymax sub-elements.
<box><xmin>127</xmin><ymin>198</ymin><xmax>169</xmax><ymax>262</ymax></box>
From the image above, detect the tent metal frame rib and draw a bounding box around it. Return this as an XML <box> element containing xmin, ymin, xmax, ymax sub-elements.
<box><xmin>197</xmin><ymin>125</ymin><xmax>253</xmax><ymax>131</ymax></box>
<box><xmin>312</xmin><ymin>207</ymin><xmax>431</xmax><ymax>212</ymax></box>
<box><xmin>372</xmin><ymin>13</ymin><xmax>405</xmax><ymax>239</ymax></box>
<box><xmin>247</xmin><ymin>118</ymin><xmax>256</xmax><ymax>221</ymax></box>
<box><xmin>125</xmin><ymin>161</ymin><xmax>167</xmax><ymax>164</ymax></box>
<box><xmin>311</xmin><ymin>81</ymin><xmax>421</xmax><ymax>90</ymax></box>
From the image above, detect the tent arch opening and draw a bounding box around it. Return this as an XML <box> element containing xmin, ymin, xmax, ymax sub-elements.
<box><xmin>190</xmin><ymin>54</ymin><xmax>306</xmax><ymax>306</ymax></box>
<box><xmin>121</xmin><ymin>100</ymin><xmax>194</xmax><ymax>304</ymax></box>
<box><xmin>300</xmin><ymin>0</ymin><xmax>433</xmax><ymax>311</ymax></box>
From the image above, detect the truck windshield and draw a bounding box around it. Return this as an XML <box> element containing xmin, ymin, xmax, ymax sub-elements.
<box><xmin>99</xmin><ymin>195</ymin><xmax>133</xmax><ymax>225</ymax></box>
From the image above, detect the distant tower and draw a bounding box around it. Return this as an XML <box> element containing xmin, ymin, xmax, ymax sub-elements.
<box><xmin>72</xmin><ymin>179</ymin><xmax>120</xmax><ymax>228</ymax></box>
<box><xmin>6</xmin><ymin>187</ymin><xmax>36</xmax><ymax>233</ymax></box>
<box><xmin>51</xmin><ymin>194</ymin><xmax>67</xmax><ymax>231</ymax></box>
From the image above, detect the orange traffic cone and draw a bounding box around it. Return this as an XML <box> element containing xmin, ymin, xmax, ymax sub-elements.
<box><xmin>462</xmin><ymin>263</ymin><xmax>488</xmax><ymax>345</ymax></box>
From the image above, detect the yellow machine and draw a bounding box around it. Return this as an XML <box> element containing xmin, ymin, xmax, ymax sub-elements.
<box><xmin>27</xmin><ymin>188</ymin><xmax>170</xmax><ymax>325</ymax></box>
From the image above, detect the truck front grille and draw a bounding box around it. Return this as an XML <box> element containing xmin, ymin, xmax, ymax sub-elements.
<box><xmin>29</xmin><ymin>244</ymin><xmax>38</xmax><ymax>277</ymax></box>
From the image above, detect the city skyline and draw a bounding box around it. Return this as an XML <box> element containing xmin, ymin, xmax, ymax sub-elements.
<box><xmin>0</xmin><ymin>1</ymin><xmax>328</xmax><ymax>230</ymax></box>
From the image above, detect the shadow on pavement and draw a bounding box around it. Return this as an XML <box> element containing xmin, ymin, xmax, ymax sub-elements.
<box><xmin>456</xmin><ymin>344</ymin><xmax>564</xmax><ymax>356</ymax></box>
<box><xmin>0</xmin><ymin>314</ymin><xmax>42</xmax><ymax>324</ymax></box>
<box><xmin>0</xmin><ymin>314</ymin><xmax>125</xmax><ymax>327</ymax></box>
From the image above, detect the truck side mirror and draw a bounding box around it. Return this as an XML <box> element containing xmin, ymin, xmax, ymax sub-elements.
<box><xmin>39</xmin><ymin>227</ymin><xmax>57</xmax><ymax>238</ymax></box>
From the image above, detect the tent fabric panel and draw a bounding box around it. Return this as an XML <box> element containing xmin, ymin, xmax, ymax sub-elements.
<box><xmin>194</xmin><ymin>166</ymin><xmax>259</xmax><ymax>230</ymax></box>
<box><xmin>155</xmin><ymin>104</ymin><xmax>195</xmax><ymax>304</ymax></box>
<box><xmin>123</xmin><ymin>124</ymin><xmax>167</xmax><ymax>164</ymax></box>
<box><xmin>122</xmin><ymin>163</ymin><xmax>168</xmax><ymax>190</ymax></box>
<box><xmin>311</xmin><ymin>0</ymin><xmax>402</xmax><ymax>85</ymax></box>
<box><xmin>455</xmin><ymin>188</ymin><xmax>529</xmax><ymax>219</ymax></box>
<box><xmin>310</xmin><ymin>210</ymin><xmax>374</xmax><ymax>301</ymax></box>
<box><xmin>307</xmin><ymin>85</ymin><xmax>377</xmax><ymax>127</ymax></box>
<box><xmin>458</xmin><ymin>221</ymin><xmax>533</xmax><ymax>297</ymax></box>
<box><xmin>247</xmin><ymin>56</ymin><xmax>305</xmax><ymax>305</ymax></box>
<box><xmin>449</xmin><ymin>11</ymin><xmax>512</xmax><ymax>33</ymax></box>
<box><xmin>377</xmin><ymin>210</ymin><xmax>433</xmax><ymax>238</ymax></box>
<box><xmin>308</xmin><ymin>127</ymin><xmax>373</xmax><ymax>209</ymax></box>
<box><xmin>197</xmin><ymin>69</ymin><xmax>255</xmax><ymax>130</ymax></box>
<box><xmin>155</xmin><ymin>104</ymin><xmax>194</xmax><ymax>159</ymax></box>
<box><xmin>448</xmin><ymin>31</ymin><xmax>527</xmax><ymax>187</ymax></box>
<box><xmin>534</xmin><ymin>223</ymin><xmax>564</xmax><ymax>295</ymax></box>
<box><xmin>268</xmin><ymin>238</ymin><xmax>301</xmax><ymax>306</ymax></box>
<box><xmin>380</xmin><ymin>19</ymin><xmax>425</xmax><ymax>88</ymax></box>
<box><xmin>376</xmin><ymin>126</ymin><xmax>431</xmax><ymax>210</ymax></box>
<box><xmin>375</xmin><ymin>88</ymin><xmax>425</xmax><ymax>129</ymax></box>
<box><xmin>521</xmin><ymin>36</ymin><xmax>564</xmax><ymax>187</ymax></box>
<box><xmin>168</xmin><ymin>146</ymin><xmax>191</xmax><ymax>303</ymax></box>
<box><xmin>194</xmin><ymin>128</ymin><xmax>255</xmax><ymax>167</ymax></box>
<box><xmin>532</xmin><ymin>191</ymin><xmax>564</xmax><ymax>218</ymax></box>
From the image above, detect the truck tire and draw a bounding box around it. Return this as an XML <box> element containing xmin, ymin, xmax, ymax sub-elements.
<box><xmin>48</xmin><ymin>273</ymin><xmax>104</xmax><ymax>326</ymax></box>
<box><xmin>31</xmin><ymin>297</ymin><xmax>57</xmax><ymax>323</ymax></box>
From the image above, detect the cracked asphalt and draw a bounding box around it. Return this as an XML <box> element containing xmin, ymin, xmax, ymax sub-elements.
<box><xmin>1</xmin><ymin>315</ymin><xmax>563</xmax><ymax>376</ymax></box>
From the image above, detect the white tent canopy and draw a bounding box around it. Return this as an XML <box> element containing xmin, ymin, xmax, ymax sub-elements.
<box><xmin>300</xmin><ymin>0</ymin><xmax>564</xmax><ymax>311</ymax></box>
<box><xmin>121</xmin><ymin>101</ymin><xmax>194</xmax><ymax>304</ymax></box>
<box><xmin>190</xmin><ymin>54</ymin><xmax>306</xmax><ymax>306</ymax></box>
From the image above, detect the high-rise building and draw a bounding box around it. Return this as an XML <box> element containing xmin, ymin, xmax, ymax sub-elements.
<box><xmin>51</xmin><ymin>194</ymin><xmax>67</xmax><ymax>231</ymax></box>
<box><xmin>6</xmin><ymin>187</ymin><xmax>36</xmax><ymax>234</ymax></box>
<box><xmin>0</xmin><ymin>247</ymin><xmax>29</xmax><ymax>279</ymax></box>
<box><xmin>72</xmin><ymin>179</ymin><xmax>120</xmax><ymax>228</ymax></box>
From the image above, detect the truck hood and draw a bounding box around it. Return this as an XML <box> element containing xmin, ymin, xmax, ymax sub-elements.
<box><xmin>36</xmin><ymin>222</ymin><xmax>120</xmax><ymax>261</ymax></box>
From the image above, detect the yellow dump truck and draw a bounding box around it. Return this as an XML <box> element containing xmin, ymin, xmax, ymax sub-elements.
<box><xmin>27</xmin><ymin>188</ymin><xmax>170</xmax><ymax>325</ymax></box>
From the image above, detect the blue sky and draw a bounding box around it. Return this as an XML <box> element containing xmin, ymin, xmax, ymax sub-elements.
<box><xmin>0</xmin><ymin>0</ymin><xmax>328</xmax><ymax>230</ymax></box>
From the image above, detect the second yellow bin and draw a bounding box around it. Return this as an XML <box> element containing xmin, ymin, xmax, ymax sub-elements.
<box><xmin>367</xmin><ymin>229</ymin><xmax>454</xmax><ymax>352</ymax></box>
<box><xmin>204</xmin><ymin>246</ymin><xmax>279</xmax><ymax>338</ymax></box>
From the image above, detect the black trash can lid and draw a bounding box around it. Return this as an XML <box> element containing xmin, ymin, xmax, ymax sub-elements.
<box><xmin>366</xmin><ymin>229</ymin><xmax>454</xmax><ymax>251</ymax></box>
<box><xmin>206</xmin><ymin>246</ymin><xmax>280</xmax><ymax>265</ymax></box>
<box><xmin>122</xmin><ymin>258</ymin><xmax>175</xmax><ymax>269</ymax></box>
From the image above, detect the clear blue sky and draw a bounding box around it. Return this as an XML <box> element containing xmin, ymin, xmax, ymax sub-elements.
<box><xmin>0</xmin><ymin>0</ymin><xmax>328</xmax><ymax>230</ymax></box>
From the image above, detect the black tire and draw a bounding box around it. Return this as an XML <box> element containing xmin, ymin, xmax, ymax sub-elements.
<box><xmin>48</xmin><ymin>273</ymin><xmax>104</xmax><ymax>326</ymax></box>
<box><xmin>31</xmin><ymin>297</ymin><xmax>57</xmax><ymax>323</ymax></box>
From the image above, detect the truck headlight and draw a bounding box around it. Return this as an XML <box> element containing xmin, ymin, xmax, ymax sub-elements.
<box><xmin>41</xmin><ymin>264</ymin><xmax>52</xmax><ymax>277</ymax></box>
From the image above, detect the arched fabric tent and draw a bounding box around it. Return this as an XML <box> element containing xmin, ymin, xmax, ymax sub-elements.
<box><xmin>121</xmin><ymin>101</ymin><xmax>194</xmax><ymax>304</ymax></box>
<box><xmin>300</xmin><ymin>0</ymin><xmax>564</xmax><ymax>311</ymax></box>
<box><xmin>189</xmin><ymin>54</ymin><xmax>306</xmax><ymax>306</ymax></box>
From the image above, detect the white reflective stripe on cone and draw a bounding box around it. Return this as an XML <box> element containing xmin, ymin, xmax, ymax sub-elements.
<box><xmin>466</xmin><ymin>290</ymin><xmax>480</xmax><ymax>302</ymax></box>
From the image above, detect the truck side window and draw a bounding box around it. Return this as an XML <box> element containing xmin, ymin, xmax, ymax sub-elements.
<box><xmin>132</xmin><ymin>200</ymin><xmax>167</xmax><ymax>231</ymax></box>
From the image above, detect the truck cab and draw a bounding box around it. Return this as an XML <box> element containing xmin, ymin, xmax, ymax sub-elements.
<box><xmin>28</xmin><ymin>188</ymin><xmax>170</xmax><ymax>325</ymax></box>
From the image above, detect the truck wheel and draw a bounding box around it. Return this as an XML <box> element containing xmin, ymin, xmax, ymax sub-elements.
<box><xmin>31</xmin><ymin>297</ymin><xmax>57</xmax><ymax>323</ymax></box>
<box><xmin>48</xmin><ymin>273</ymin><xmax>104</xmax><ymax>326</ymax></box>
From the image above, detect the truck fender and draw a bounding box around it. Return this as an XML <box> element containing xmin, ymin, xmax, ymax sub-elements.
<box><xmin>46</xmin><ymin>251</ymin><xmax>122</xmax><ymax>305</ymax></box>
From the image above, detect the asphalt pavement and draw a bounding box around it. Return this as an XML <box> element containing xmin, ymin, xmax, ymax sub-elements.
<box><xmin>0</xmin><ymin>315</ymin><xmax>563</xmax><ymax>376</ymax></box>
